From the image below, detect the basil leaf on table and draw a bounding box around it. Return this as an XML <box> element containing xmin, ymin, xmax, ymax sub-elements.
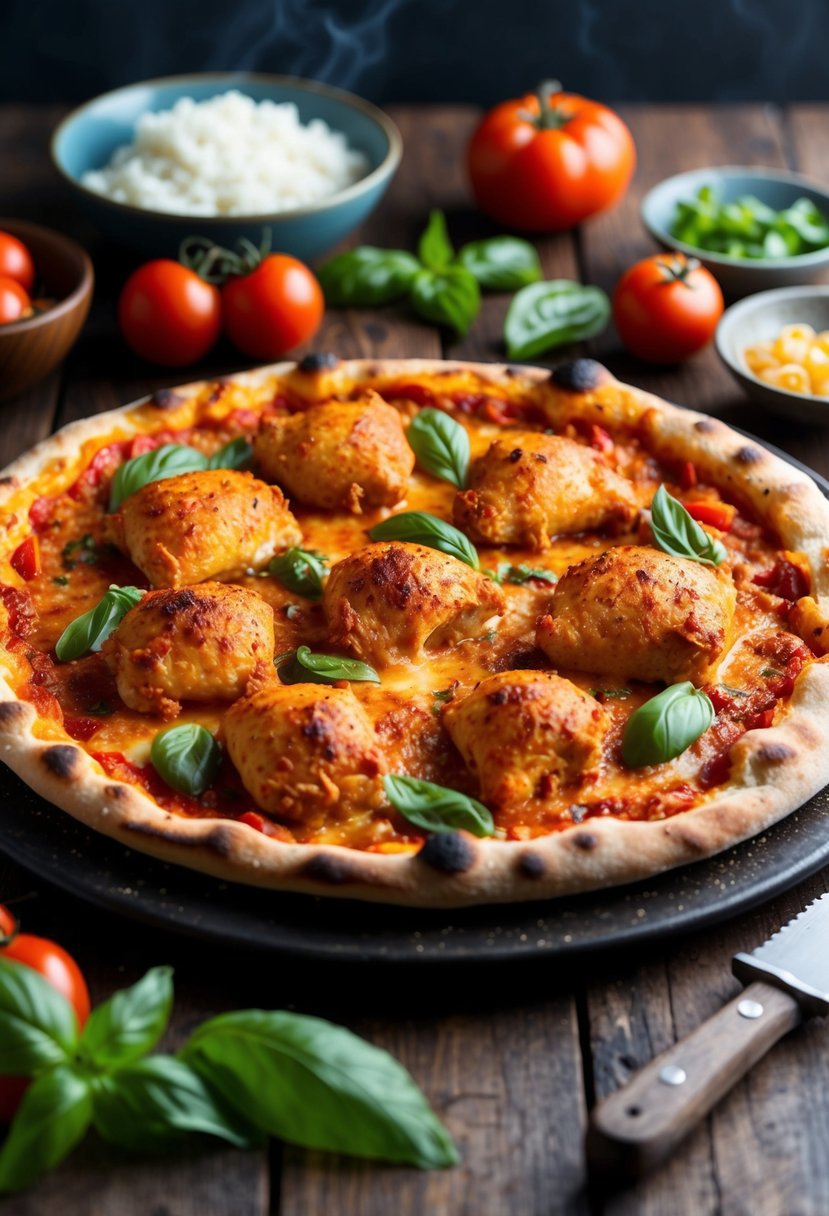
<box><xmin>0</xmin><ymin>1067</ymin><xmax>92</xmax><ymax>1193</ymax></box>
<box><xmin>151</xmin><ymin>724</ymin><xmax>222</xmax><ymax>797</ymax></box>
<box><xmin>55</xmin><ymin>585</ymin><xmax>144</xmax><ymax>662</ymax></box>
<box><xmin>622</xmin><ymin>682</ymin><xmax>715</xmax><ymax>768</ymax></box>
<box><xmin>410</xmin><ymin>267</ymin><xmax>480</xmax><ymax>338</ymax></box>
<box><xmin>384</xmin><ymin>775</ymin><xmax>495</xmax><ymax>838</ymax></box>
<box><xmin>650</xmin><ymin>484</ymin><xmax>727</xmax><ymax>567</ymax></box>
<box><xmin>457</xmin><ymin>236</ymin><xmax>542</xmax><ymax>291</ymax></box>
<box><xmin>0</xmin><ymin>957</ymin><xmax>79</xmax><ymax>1073</ymax></box>
<box><xmin>417</xmin><ymin>209</ymin><xmax>454</xmax><ymax>271</ymax></box>
<box><xmin>317</xmin><ymin>247</ymin><xmax>421</xmax><ymax>306</ymax></box>
<box><xmin>369</xmin><ymin>511</ymin><xmax>480</xmax><ymax>569</ymax></box>
<box><xmin>91</xmin><ymin>1056</ymin><xmax>262</xmax><ymax>1153</ymax></box>
<box><xmin>79</xmin><ymin>966</ymin><xmax>173</xmax><ymax>1072</ymax></box>
<box><xmin>407</xmin><ymin>408</ymin><xmax>470</xmax><ymax>488</ymax></box>
<box><xmin>108</xmin><ymin>444</ymin><xmax>208</xmax><ymax>511</ymax></box>
<box><xmin>276</xmin><ymin>645</ymin><xmax>380</xmax><ymax>686</ymax></box>
<box><xmin>181</xmin><ymin>1009</ymin><xmax>458</xmax><ymax>1169</ymax></box>
<box><xmin>268</xmin><ymin>548</ymin><xmax>327</xmax><ymax>599</ymax></box>
<box><xmin>504</xmin><ymin>280</ymin><xmax>610</xmax><ymax>360</ymax></box>
<box><xmin>208</xmin><ymin>437</ymin><xmax>253</xmax><ymax>470</ymax></box>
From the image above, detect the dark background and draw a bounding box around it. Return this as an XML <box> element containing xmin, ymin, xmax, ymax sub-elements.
<box><xmin>4</xmin><ymin>0</ymin><xmax>828</xmax><ymax>105</ymax></box>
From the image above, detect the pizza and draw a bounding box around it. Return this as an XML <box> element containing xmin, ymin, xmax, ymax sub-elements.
<box><xmin>0</xmin><ymin>355</ymin><xmax>828</xmax><ymax>907</ymax></box>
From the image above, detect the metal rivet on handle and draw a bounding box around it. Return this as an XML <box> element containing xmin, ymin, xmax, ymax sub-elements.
<box><xmin>659</xmin><ymin>1064</ymin><xmax>687</xmax><ymax>1086</ymax></box>
<box><xmin>738</xmin><ymin>999</ymin><xmax>764</xmax><ymax>1019</ymax></box>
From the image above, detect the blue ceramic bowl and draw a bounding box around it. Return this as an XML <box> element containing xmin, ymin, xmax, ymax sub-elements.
<box><xmin>51</xmin><ymin>74</ymin><xmax>402</xmax><ymax>262</ymax></box>
<box><xmin>641</xmin><ymin>166</ymin><xmax>829</xmax><ymax>298</ymax></box>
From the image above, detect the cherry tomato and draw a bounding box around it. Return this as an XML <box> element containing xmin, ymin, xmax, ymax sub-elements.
<box><xmin>0</xmin><ymin>275</ymin><xmax>31</xmax><ymax>325</ymax></box>
<box><xmin>0</xmin><ymin>231</ymin><xmax>35</xmax><ymax>292</ymax></box>
<box><xmin>612</xmin><ymin>254</ymin><xmax>724</xmax><ymax>363</ymax></box>
<box><xmin>0</xmin><ymin>906</ymin><xmax>91</xmax><ymax>1123</ymax></box>
<box><xmin>9</xmin><ymin>536</ymin><xmax>41</xmax><ymax>581</ymax></box>
<box><xmin>467</xmin><ymin>82</ymin><xmax>636</xmax><ymax>231</ymax></box>
<box><xmin>118</xmin><ymin>260</ymin><xmax>221</xmax><ymax>366</ymax></box>
<box><xmin>221</xmin><ymin>255</ymin><xmax>324</xmax><ymax>360</ymax></box>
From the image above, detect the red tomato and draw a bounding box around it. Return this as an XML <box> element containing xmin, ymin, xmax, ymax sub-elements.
<box><xmin>613</xmin><ymin>254</ymin><xmax>724</xmax><ymax>363</ymax></box>
<box><xmin>467</xmin><ymin>83</ymin><xmax>636</xmax><ymax>231</ymax></box>
<box><xmin>118</xmin><ymin>260</ymin><xmax>221</xmax><ymax>366</ymax></box>
<box><xmin>221</xmin><ymin>255</ymin><xmax>323</xmax><ymax>360</ymax></box>
<box><xmin>9</xmin><ymin>536</ymin><xmax>41</xmax><ymax>581</ymax></box>
<box><xmin>0</xmin><ymin>906</ymin><xmax>91</xmax><ymax>1123</ymax></box>
<box><xmin>0</xmin><ymin>275</ymin><xmax>31</xmax><ymax>324</ymax></box>
<box><xmin>0</xmin><ymin>231</ymin><xmax>35</xmax><ymax>292</ymax></box>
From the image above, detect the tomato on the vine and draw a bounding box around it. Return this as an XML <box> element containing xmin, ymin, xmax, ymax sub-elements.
<box><xmin>612</xmin><ymin>253</ymin><xmax>724</xmax><ymax>363</ymax></box>
<box><xmin>118</xmin><ymin>260</ymin><xmax>222</xmax><ymax>366</ymax></box>
<box><xmin>0</xmin><ymin>905</ymin><xmax>91</xmax><ymax>1124</ymax></box>
<box><xmin>0</xmin><ymin>276</ymin><xmax>31</xmax><ymax>325</ymax></box>
<box><xmin>0</xmin><ymin>231</ymin><xmax>35</xmax><ymax>293</ymax></box>
<box><xmin>221</xmin><ymin>254</ymin><xmax>324</xmax><ymax>360</ymax></box>
<box><xmin>467</xmin><ymin>81</ymin><xmax>636</xmax><ymax>231</ymax></box>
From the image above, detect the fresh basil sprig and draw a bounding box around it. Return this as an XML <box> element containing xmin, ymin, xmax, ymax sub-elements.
<box><xmin>488</xmin><ymin>563</ymin><xmax>557</xmax><ymax>586</ymax></box>
<box><xmin>410</xmin><ymin>267</ymin><xmax>480</xmax><ymax>338</ymax></box>
<box><xmin>418</xmin><ymin>209</ymin><xmax>454</xmax><ymax>271</ymax></box>
<box><xmin>150</xmin><ymin>724</ymin><xmax>222</xmax><ymax>797</ymax></box>
<box><xmin>621</xmin><ymin>681</ymin><xmax>715</xmax><ymax>768</ymax></box>
<box><xmin>384</xmin><ymin>775</ymin><xmax>494</xmax><ymax>838</ymax></box>
<box><xmin>268</xmin><ymin>548</ymin><xmax>328</xmax><ymax>599</ymax></box>
<box><xmin>317</xmin><ymin>247</ymin><xmax>421</xmax><ymax>306</ymax></box>
<box><xmin>457</xmin><ymin>236</ymin><xmax>542</xmax><ymax>290</ymax></box>
<box><xmin>276</xmin><ymin>645</ymin><xmax>380</xmax><ymax>686</ymax></box>
<box><xmin>109</xmin><ymin>439</ymin><xmax>252</xmax><ymax>511</ymax></box>
<box><xmin>55</xmin><ymin>585</ymin><xmax>144</xmax><ymax>662</ymax></box>
<box><xmin>407</xmin><ymin>408</ymin><xmax>470</xmax><ymax>488</ymax></box>
<box><xmin>650</xmin><ymin>484</ymin><xmax>728</xmax><ymax>567</ymax></box>
<box><xmin>0</xmin><ymin>958</ymin><xmax>456</xmax><ymax>1192</ymax></box>
<box><xmin>369</xmin><ymin>511</ymin><xmax>479</xmax><ymax>569</ymax></box>
<box><xmin>504</xmin><ymin>280</ymin><xmax>610</xmax><ymax>360</ymax></box>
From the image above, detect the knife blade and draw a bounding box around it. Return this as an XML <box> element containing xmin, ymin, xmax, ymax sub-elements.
<box><xmin>586</xmin><ymin>892</ymin><xmax>829</xmax><ymax>1179</ymax></box>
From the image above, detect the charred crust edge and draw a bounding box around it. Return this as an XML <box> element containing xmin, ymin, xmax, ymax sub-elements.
<box><xmin>42</xmin><ymin>745</ymin><xmax>81</xmax><ymax>780</ymax></box>
<box><xmin>0</xmin><ymin>700</ymin><xmax>29</xmax><ymax>726</ymax></box>
<box><xmin>418</xmin><ymin>832</ymin><xmax>476</xmax><ymax>874</ymax></box>
<box><xmin>518</xmin><ymin>851</ymin><xmax>546</xmax><ymax>878</ymax></box>
<box><xmin>550</xmin><ymin>359</ymin><xmax>607</xmax><ymax>394</ymax></box>
<box><xmin>149</xmin><ymin>388</ymin><xmax>184</xmax><ymax>410</ymax></box>
<box><xmin>301</xmin><ymin>852</ymin><xmax>363</xmax><ymax>884</ymax></box>
<box><xmin>572</xmin><ymin>831</ymin><xmax>599</xmax><ymax>851</ymax></box>
<box><xmin>754</xmin><ymin>742</ymin><xmax>796</xmax><ymax>764</ymax></box>
<box><xmin>298</xmin><ymin>353</ymin><xmax>340</xmax><ymax>374</ymax></box>
<box><xmin>735</xmin><ymin>445</ymin><xmax>762</xmax><ymax>466</ymax></box>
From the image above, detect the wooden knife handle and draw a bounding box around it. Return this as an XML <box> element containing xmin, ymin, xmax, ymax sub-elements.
<box><xmin>586</xmin><ymin>980</ymin><xmax>802</xmax><ymax>1179</ymax></box>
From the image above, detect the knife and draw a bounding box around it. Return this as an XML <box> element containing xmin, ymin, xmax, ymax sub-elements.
<box><xmin>586</xmin><ymin>892</ymin><xmax>829</xmax><ymax>1178</ymax></box>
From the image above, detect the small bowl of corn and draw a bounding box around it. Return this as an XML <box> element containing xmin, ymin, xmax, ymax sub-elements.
<box><xmin>716</xmin><ymin>286</ymin><xmax>829</xmax><ymax>425</ymax></box>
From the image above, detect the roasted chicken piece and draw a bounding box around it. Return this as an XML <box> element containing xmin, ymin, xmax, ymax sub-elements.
<box><xmin>254</xmin><ymin>392</ymin><xmax>414</xmax><ymax>514</ymax></box>
<box><xmin>443</xmin><ymin>670</ymin><xmax>606</xmax><ymax>807</ymax></box>
<box><xmin>106</xmin><ymin>469</ymin><xmax>301</xmax><ymax>588</ymax></box>
<box><xmin>102</xmin><ymin>583</ymin><xmax>275</xmax><ymax>720</ymax></box>
<box><xmin>223</xmin><ymin>683</ymin><xmax>386</xmax><ymax>826</ymax></box>
<box><xmin>453</xmin><ymin>432</ymin><xmax>638</xmax><ymax>550</ymax></box>
<box><xmin>536</xmin><ymin>545</ymin><xmax>736</xmax><ymax>684</ymax></box>
<box><xmin>323</xmin><ymin>541</ymin><xmax>505</xmax><ymax>666</ymax></box>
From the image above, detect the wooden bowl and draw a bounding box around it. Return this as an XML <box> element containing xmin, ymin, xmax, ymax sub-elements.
<box><xmin>0</xmin><ymin>219</ymin><xmax>93</xmax><ymax>401</ymax></box>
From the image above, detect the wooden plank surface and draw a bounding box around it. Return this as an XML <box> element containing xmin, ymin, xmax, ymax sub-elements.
<box><xmin>1</xmin><ymin>102</ymin><xmax>829</xmax><ymax>1216</ymax></box>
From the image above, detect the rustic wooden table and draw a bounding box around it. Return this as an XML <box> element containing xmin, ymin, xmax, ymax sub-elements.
<box><xmin>1</xmin><ymin>101</ymin><xmax>829</xmax><ymax>1216</ymax></box>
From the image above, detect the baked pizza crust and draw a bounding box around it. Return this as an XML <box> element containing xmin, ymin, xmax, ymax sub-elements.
<box><xmin>1</xmin><ymin>356</ymin><xmax>828</xmax><ymax>907</ymax></box>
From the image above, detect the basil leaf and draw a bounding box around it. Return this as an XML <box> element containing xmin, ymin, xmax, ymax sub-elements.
<box><xmin>417</xmin><ymin>209</ymin><xmax>454</xmax><ymax>271</ymax></box>
<box><xmin>268</xmin><ymin>547</ymin><xmax>327</xmax><ymax>599</ymax></box>
<box><xmin>504</xmin><ymin>280</ymin><xmax>610</xmax><ymax>360</ymax></box>
<box><xmin>151</xmin><ymin>724</ymin><xmax>222</xmax><ymax>796</ymax></box>
<box><xmin>277</xmin><ymin>645</ymin><xmax>380</xmax><ymax>686</ymax></box>
<box><xmin>109</xmin><ymin>444</ymin><xmax>209</xmax><ymax>512</ymax></box>
<box><xmin>91</xmin><ymin>1056</ymin><xmax>262</xmax><ymax>1152</ymax></box>
<box><xmin>457</xmin><ymin>237</ymin><xmax>542</xmax><ymax>291</ymax></box>
<box><xmin>491</xmin><ymin>563</ymin><xmax>557</xmax><ymax>586</ymax></box>
<box><xmin>650</xmin><ymin>484</ymin><xmax>727</xmax><ymax>567</ymax></box>
<box><xmin>407</xmin><ymin>409</ymin><xmax>470</xmax><ymax>489</ymax></box>
<box><xmin>181</xmin><ymin>1010</ymin><xmax>458</xmax><ymax>1169</ymax></box>
<box><xmin>0</xmin><ymin>1067</ymin><xmax>91</xmax><ymax>1192</ymax></box>
<box><xmin>208</xmin><ymin>437</ymin><xmax>252</xmax><ymax>470</ymax></box>
<box><xmin>410</xmin><ymin>267</ymin><xmax>480</xmax><ymax>339</ymax></box>
<box><xmin>622</xmin><ymin>681</ymin><xmax>715</xmax><ymax>768</ymax></box>
<box><xmin>55</xmin><ymin>584</ymin><xmax>144</xmax><ymax>662</ymax></box>
<box><xmin>317</xmin><ymin>246</ymin><xmax>421</xmax><ymax>306</ymax></box>
<box><xmin>369</xmin><ymin>511</ymin><xmax>479</xmax><ymax>569</ymax></box>
<box><xmin>79</xmin><ymin>967</ymin><xmax>173</xmax><ymax>1071</ymax></box>
<box><xmin>0</xmin><ymin>957</ymin><xmax>79</xmax><ymax>1074</ymax></box>
<box><xmin>384</xmin><ymin>775</ymin><xmax>494</xmax><ymax>838</ymax></box>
